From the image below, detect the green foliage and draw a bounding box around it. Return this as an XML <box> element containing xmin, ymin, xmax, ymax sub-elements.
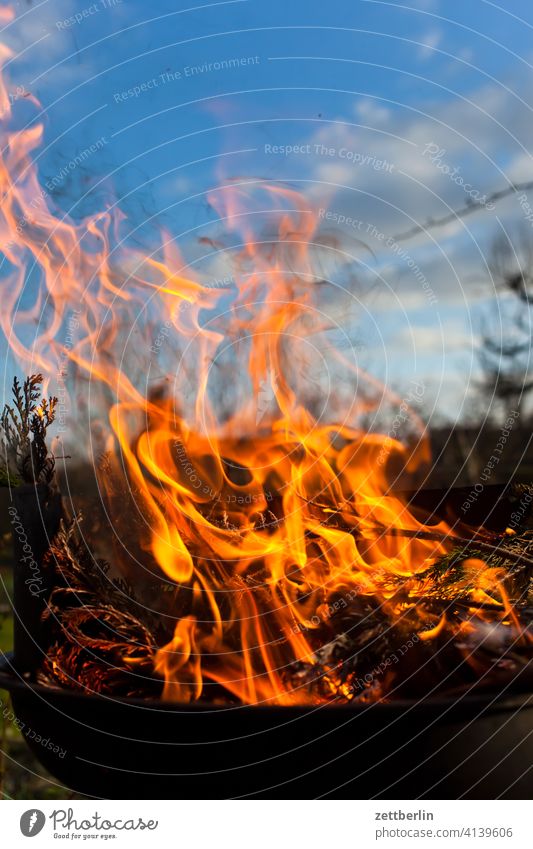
<box><xmin>416</xmin><ymin>534</ymin><xmax>533</xmax><ymax>608</ymax></box>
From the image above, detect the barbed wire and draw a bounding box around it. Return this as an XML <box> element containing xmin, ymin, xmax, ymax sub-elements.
<box><xmin>392</xmin><ymin>181</ymin><xmax>533</xmax><ymax>242</ymax></box>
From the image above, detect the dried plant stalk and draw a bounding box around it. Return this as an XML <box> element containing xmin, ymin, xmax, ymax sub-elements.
<box><xmin>40</xmin><ymin>517</ymin><xmax>161</xmax><ymax>698</ymax></box>
<box><xmin>0</xmin><ymin>374</ymin><xmax>57</xmax><ymax>486</ymax></box>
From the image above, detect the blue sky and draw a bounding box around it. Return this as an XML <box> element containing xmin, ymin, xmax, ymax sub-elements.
<box><xmin>2</xmin><ymin>0</ymin><xmax>533</xmax><ymax>422</ymax></box>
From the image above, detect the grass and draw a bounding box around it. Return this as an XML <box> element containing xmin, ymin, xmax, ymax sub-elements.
<box><xmin>0</xmin><ymin>537</ymin><xmax>83</xmax><ymax>800</ymax></box>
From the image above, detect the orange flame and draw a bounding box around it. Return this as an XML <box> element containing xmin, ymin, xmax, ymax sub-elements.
<box><xmin>0</xmin><ymin>32</ymin><xmax>522</xmax><ymax>705</ymax></box>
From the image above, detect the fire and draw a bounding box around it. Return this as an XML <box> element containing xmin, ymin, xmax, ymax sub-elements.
<box><xmin>0</xmin><ymin>28</ymin><xmax>525</xmax><ymax>706</ymax></box>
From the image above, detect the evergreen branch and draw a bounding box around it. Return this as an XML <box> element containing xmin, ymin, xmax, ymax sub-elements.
<box><xmin>0</xmin><ymin>374</ymin><xmax>58</xmax><ymax>485</ymax></box>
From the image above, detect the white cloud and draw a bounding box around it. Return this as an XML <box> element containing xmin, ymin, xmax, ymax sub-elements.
<box><xmin>356</xmin><ymin>98</ymin><xmax>390</xmax><ymax>125</ymax></box>
<box><xmin>285</xmin><ymin>64</ymin><xmax>533</xmax><ymax>414</ymax></box>
<box><xmin>303</xmin><ymin>66</ymin><xmax>533</xmax><ymax>248</ymax></box>
<box><xmin>504</xmin><ymin>151</ymin><xmax>533</xmax><ymax>185</ymax></box>
<box><xmin>457</xmin><ymin>47</ymin><xmax>474</xmax><ymax>63</ymax></box>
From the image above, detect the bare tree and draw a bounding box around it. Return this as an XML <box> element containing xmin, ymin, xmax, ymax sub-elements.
<box><xmin>477</xmin><ymin>228</ymin><xmax>533</xmax><ymax>421</ymax></box>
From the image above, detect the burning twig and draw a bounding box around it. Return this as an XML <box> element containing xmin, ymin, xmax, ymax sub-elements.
<box><xmin>367</xmin><ymin>525</ymin><xmax>533</xmax><ymax>571</ymax></box>
<box><xmin>299</xmin><ymin>492</ymin><xmax>533</xmax><ymax>570</ymax></box>
<box><xmin>40</xmin><ymin>516</ymin><xmax>162</xmax><ymax>699</ymax></box>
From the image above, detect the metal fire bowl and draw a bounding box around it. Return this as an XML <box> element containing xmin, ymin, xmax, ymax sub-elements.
<box><xmin>2</xmin><ymin>482</ymin><xmax>531</xmax><ymax>798</ymax></box>
<box><xmin>0</xmin><ymin>655</ymin><xmax>531</xmax><ymax>799</ymax></box>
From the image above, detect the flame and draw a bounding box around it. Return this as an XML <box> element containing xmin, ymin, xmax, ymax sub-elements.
<box><xmin>0</xmin><ymin>30</ymin><xmax>524</xmax><ymax>706</ymax></box>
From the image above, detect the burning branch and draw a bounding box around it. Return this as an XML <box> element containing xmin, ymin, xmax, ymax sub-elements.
<box><xmin>40</xmin><ymin>516</ymin><xmax>162</xmax><ymax>698</ymax></box>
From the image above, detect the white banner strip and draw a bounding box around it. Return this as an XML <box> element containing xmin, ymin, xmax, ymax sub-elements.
<box><xmin>0</xmin><ymin>799</ymin><xmax>531</xmax><ymax>848</ymax></box>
